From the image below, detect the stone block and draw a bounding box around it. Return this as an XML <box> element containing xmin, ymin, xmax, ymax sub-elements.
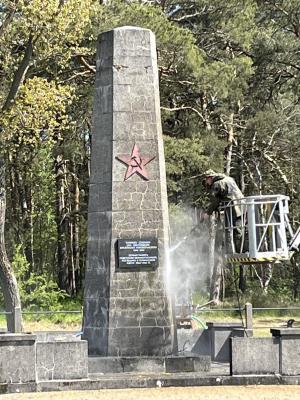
<box><xmin>280</xmin><ymin>337</ymin><xmax>300</xmax><ymax>375</ymax></box>
<box><xmin>89</xmin><ymin>356</ymin><xmax>164</xmax><ymax>374</ymax></box>
<box><xmin>95</xmin><ymin>67</ymin><xmax>113</xmax><ymax>87</ymax></box>
<box><xmin>113</xmin><ymin>84</ymin><xmax>132</xmax><ymax>112</ymax></box>
<box><xmin>94</xmin><ymin>85</ymin><xmax>113</xmax><ymax>114</ymax></box>
<box><xmin>115</xmin><ymin>69</ymin><xmax>155</xmax><ymax>86</ymax></box>
<box><xmin>111</xmin><ymin>181</ymin><xmax>161</xmax><ymax>211</ymax></box>
<box><xmin>97</xmin><ymin>31</ymin><xmax>114</xmax><ymax>63</ymax></box>
<box><xmin>36</xmin><ymin>341</ymin><xmax>88</xmax><ymax>381</ymax></box>
<box><xmin>109</xmin><ymin>287</ymin><xmax>138</xmax><ymax>298</ymax></box>
<box><xmin>85</xmin><ymin>254</ymin><xmax>110</xmax><ymax>276</ymax></box>
<box><xmin>113</xmin><ymin>139</ymin><xmax>159</xmax><ymax>155</ymax></box>
<box><xmin>0</xmin><ymin>334</ymin><xmax>36</xmax><ymax>383</ymax></box>
<box><xmin>35</xmin><ymin>332</ymin><xmax>80</xmax><ymax>342</ymax></box>
<box><xmin>111</xmin><ymin>297</ymin><xmax>141</xmax><ymax>312</ymax></box>
<box><xmin>207</xmin><ymin>322</ymin><xmax>245</xmax><ymax>362</ymax></box>
<box><xmin>82</xmin><ymin>298</ymin><xmax>109</xmax><ymax>327</ymax></box>
<box><xmin>271</xmin><ymin>328</ymin><xmax>300</xmax><ymax>375</ymax></box>
<box><xmin>194</xmin><ymin>355</ymin><xmax>211</xmax><ymax>372</ymax></box>
<box><xmin>82</xmin><ymin>327</ymin><xmax>108</xmax><ymax>356</ymax></box>
<box><xmin>84</xmin><ymin>274</ymin><xmax>110</xmax><ymax>298</ymax></box>
<box><xmin>90</xmin><ymin>140</ymin><xmax>113</xmax><ymax>184</ymax></box>
<box><xmin>165</xmin><ymin>355</ymin><xmax>211</xmax><ymax>373</ymax></box>
<box><xmin>271</xmin><ymin>328</ymin><xmax>300</xmax><ymax>336</ymax></box>
<box><xmin>108</xmin><ymin>326</ymin><xmax>173</xmax><ymax>356</ymax></box>
<box><xmin>87</xmin><ymin>212</ymin><xmax>112</xmax><ymax>239</ymax></box>
<box><xmin>121</xmin><ymin>187</ymin><xmax>158</xmax><ymax>211</ymax></box>
<box><xmin>165</xmin><ymin>356</ymin><xmax>194</xmax><ymax>373</ymax></box>
<box><xmin>231</xmin><ymin>337</ymin><xmax>280</xmax><ymax>375</ymax></box>
<box><xmin>88</xmin><ymin>183</ymin><xmax>112</xmax><ymax>212</ymax></box>
<box><xmin>177</xmin><ymin>329</ymin><xmax>211</xmax><ymax>357</ymax></box>
<box><xmin>86</xmin><ymin>247</ymin><xmax>111</xmax><ymax>276</ymax></box>
<box><xmin>88</xmin><ymin>354</ymin><xmax>210</xmax><ymax>374</ymax></box>
<box><xmin>92</xmin><ymin>112</ymin><xmax>113</xmax><ymax>141</ymax></box>
<box><xmin>111</xmin><ymin>210</ymin><xmax>165</xmax><ymax>235</ymax></box>
<box><xmin>113</xmin><ymin>27</ymin><xmax>155</xmax><ymax>59</ymax></box>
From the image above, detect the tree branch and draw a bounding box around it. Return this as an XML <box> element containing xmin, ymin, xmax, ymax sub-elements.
<box><xmin>173</xmin><ymin>12</ymin><xmax>201</xmax><ymax>22</ymax></box>
<box><xmin>262</xmin><ymin>152</ymin><xmax>296</xmax><ymax>193</ymax></box>
<box><xmin>77</xmin><ymin>55</ymin><xmax>96</xmax><ymax>73</ymax></box>
<box><xmin>161</xmin><ymin>106</ymin><xmax>205</xmax><ymax>121</ymax></box>
<box><xmin>2</xmin><ymin>35</ymin><xmax>33</xmax><ymax>112</ymax></box>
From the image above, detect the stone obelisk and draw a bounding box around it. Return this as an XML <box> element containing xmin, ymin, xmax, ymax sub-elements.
<box><xmin>82</xmin><ymin>27</ymin><xmax>176</xmax><ymax>356</ymax></box>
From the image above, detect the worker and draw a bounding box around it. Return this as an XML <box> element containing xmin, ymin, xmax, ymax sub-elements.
<box><xmin>201</xmin><ymin>170</ymin><xmax>244</xmax><ymax>252</ymax></box>
<box><xmin>201</xmin><ymin>170</ymin><xmax>243</xmax><ymax>217</ymax></box>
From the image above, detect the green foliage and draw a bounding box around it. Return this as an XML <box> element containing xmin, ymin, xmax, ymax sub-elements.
<box><xmin>0</xmin><ymin>0</ymin><xmax>98</xmax><ymax>76</ymax></box>
<box><xmin>12</xmin><ymin>245</ymin><xmax>67</xmax><ymax>310</ymax></box>
<box><xmin>1</xmin><ymin>77</ymin><xmax>75</xmax><ymax>151</ymax></box>
<box><xmin>164</xmin><ymin>134</ymin><xmax>224</xmax><ymax>204</ymax></box>
<box><xmin>0</xmin><ymin>0</ymin><xmax>300</xmax><ymax>306</ymax></box>
<box><xmin>94</xmin><ymin>0</ymin><xmax>204</xmax><ymax>75</ymax></box>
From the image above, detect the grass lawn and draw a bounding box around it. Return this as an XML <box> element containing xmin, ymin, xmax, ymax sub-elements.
<box><xmin>194</xmin><ymin>310</ymin><xmax>300</xmax><ymax>336</ymax></box>
<box><xmin>0</xmin><ymin>313</ymin><xmax>82</xmax><ymax>332</ymax></box>
<box><xmin>0</xmin><ymin>309</ymin><xmax>299</xmax><ymax>336</ymax></box>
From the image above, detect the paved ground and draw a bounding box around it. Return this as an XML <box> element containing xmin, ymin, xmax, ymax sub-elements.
<box><xmin>3</xmin><ymin>386</ymin><xmax>300</xmax><ymax>400</ymax></box>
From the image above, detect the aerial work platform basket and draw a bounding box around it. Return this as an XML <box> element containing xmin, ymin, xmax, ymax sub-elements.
<box><xmin>221</xmin><ymin>194</ymin><xmax>300</xmax><ymax>265</ymax></box>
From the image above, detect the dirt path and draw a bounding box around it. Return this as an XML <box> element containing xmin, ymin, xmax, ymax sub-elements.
<box><xmin>3</xmin><ymin>386</ymin><xmax>300</xmax><ymax>400</ymax></box>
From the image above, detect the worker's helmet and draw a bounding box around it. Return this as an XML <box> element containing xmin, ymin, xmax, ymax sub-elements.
<box><xmin>202</xmin><ymin>169</ymin><xmax>216</xmax><ymax>178</ymax></box>
<box><xmin>201</xmin><ymin>169</ymin><xmax>220</xmax><ymax>187</ymax></box>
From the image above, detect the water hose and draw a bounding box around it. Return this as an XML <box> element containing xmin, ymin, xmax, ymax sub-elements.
<box><xmin>191</xmin><ymin>315</ymin><xmax>207</xmax><ymax>329</ymax></box>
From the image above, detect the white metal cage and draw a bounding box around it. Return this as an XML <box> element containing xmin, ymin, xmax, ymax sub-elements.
<box><xmin>221</xmin><ymin>194</ymin><xmax>297</xmax><ymax>264</ymax></box>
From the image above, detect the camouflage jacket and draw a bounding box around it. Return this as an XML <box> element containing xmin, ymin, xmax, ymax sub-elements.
<box><xmin>206</xmin><ymin>174</ymin><xmax>244</xmax><ymax>217</ymax></box>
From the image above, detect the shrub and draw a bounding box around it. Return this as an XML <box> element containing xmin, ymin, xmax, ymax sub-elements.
<box><xmin>12</xmin><ymin>245</ymin><xmax>67</xmax><ymax>310</ymax></box>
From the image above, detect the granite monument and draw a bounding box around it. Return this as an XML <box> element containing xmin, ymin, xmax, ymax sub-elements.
<box><xmin>82</xmin><ymin>26</ymin><xmax>177</xmax><ymax>356</ymax></box>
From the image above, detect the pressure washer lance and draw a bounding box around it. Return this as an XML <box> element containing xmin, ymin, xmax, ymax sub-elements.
<box><xmin>170</xmin><ymin>213</ymin><xmax>209</xmax><ymax>253</ymax></box>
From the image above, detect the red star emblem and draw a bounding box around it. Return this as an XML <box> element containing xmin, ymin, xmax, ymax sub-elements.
<box><xmin>116</xmin><ymin>143</ymin><xmax>155</xmax><ymax>181</ymax></box>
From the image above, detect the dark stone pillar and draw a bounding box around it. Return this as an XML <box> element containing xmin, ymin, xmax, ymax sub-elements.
<box><xmin>82</xmin><ymin>26</ymin><xmax>176</xmax><ymax>356</ymax></box>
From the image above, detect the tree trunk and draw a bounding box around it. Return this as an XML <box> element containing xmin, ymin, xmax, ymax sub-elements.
<box><xmin>225</xmin><ymin>112</ymin><xmax>234</xmax><ymax>175</ymax></box>
<box><xmin>238</xmin><ymin>143</ymin><xmax>246</xmax><ymax>292</ymax></box>
<box><xmin>208</xmin><ymin>214</ymin><xmax>216</xmax><ymax>290</ymax></box>
<box><xmin>55</xmin><ymin>155</ymin><xmax>69</xmax><ymax>292</ymax></box>
<box><xmin>262</xmin><ymin>263</ymin><xmax>273</xmax><ymax>293</ymax></box>
<box><xmin>13</xmin><ymin>167</ymin><xmax>35</xmax><ymax>273</ymax></box>
<box><xmin>26</xmin><ymin>177</ymin><xmax>35</xmax><ymax>271</ymax></box>
<box><xmin>238</xmin><ymin>265</ymin><xmax>246</xmax><ymax>292</ymax></box>
<box><xmin>209</xmin><ymin>215</ymin><xmax>223</xmax><ymax>304</ymax></box>
<box><xmin>292</xmin><ymin>257</ymin><xmax>300</xmax><ymax>300</ymax></box>
<box><xmin>0</xmin><ymin>160</ymin><xmax>23</xmax><ymax>332</ymax></box>
<box><xmin>72</xmin><ymin>161</ymin><xmax>80</xmax><ymax>295</ymax></box>
<box><xmin>23</xmin><ymin>178</ymin><xmax>35</xmax><ymax>271</ymax></box>
<box><xmin>2</xmin><ymin>35</ymin><xmax>33</xmax><ymax>111</ymax></box>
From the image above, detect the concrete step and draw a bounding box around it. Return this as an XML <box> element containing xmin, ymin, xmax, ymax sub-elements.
<box><xmin>88</xmin><ymin>355</ymin><xmax>211</xmax><ymax>374</ymax></box>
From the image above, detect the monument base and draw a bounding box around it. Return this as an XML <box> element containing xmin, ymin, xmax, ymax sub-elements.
<box><xmin>0</xmin><ymin>333</ymin><xmax>88</xmax><ymax>383</ymax></box>
<box><xmin>88</xmin><ymin>355</ymin><xmax>211</xmax><ymax>374</ymax></box>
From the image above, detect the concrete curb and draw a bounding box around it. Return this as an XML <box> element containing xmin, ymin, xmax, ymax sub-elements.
<box><xmin>2</xmin><ymin>373</ymin><xmax>300</xmax><ymax>394</ymax></box>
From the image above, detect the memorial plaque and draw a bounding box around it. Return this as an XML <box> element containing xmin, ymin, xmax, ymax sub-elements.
<box><xmin>117</xmin><ymin>239</ymin><xmax>158</xmax><ymax>270</ymax></box>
